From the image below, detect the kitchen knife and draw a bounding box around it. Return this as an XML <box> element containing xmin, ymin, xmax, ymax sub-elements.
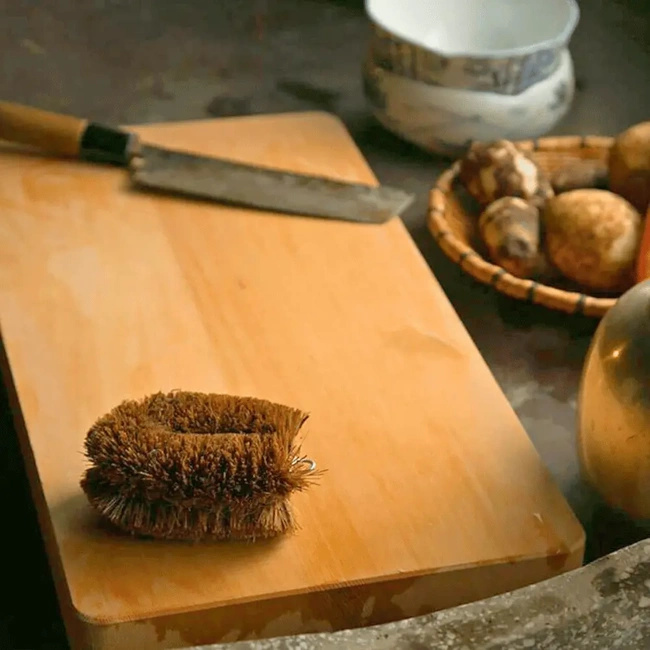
<box><xmin>0</xmin><ymin>101</ymin><xmax>414</xmax><ymax>224</ymax></box>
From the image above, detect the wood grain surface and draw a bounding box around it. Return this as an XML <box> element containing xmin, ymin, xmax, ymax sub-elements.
<box><xmin>0</xmin><ymin>112</ymin><xmax>585</xmax><ymax>650</ymax></box>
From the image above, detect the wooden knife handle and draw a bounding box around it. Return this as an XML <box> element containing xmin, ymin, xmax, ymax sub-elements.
<box><xmin>0</xmin><ymin>100</ymin><xmax>137</xmax><ymax>165</ymax></box>
<box><xmin>0</xmin><ymin>101</ymin><xmax>88</xmax><ymax>157</ymax></box>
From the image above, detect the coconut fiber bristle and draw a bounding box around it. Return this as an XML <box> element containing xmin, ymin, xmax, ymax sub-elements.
<box><xmin>80</xmin><ymin>391</ymin><xmax>320</xmax><ymax>541</ymax></box>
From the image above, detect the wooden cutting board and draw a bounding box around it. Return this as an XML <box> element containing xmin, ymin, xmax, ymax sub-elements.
<box><xmin>0</xmin><ymin>112</ymin><xmax>584</xmax><ymax>650</ymax></box>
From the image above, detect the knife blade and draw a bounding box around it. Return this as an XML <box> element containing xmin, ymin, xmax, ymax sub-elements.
<box><xmin>0</xmin><ymin>101</ymin><xmax>414</xmax><ymax>223</ymax></box>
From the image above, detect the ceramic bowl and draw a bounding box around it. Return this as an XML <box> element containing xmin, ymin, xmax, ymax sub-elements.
<box><xmin>365</xmin><ymin>0</ymin><xmax>580</xmax><ymax>95</ymax></box>
<box><xmin>363</xmin><ymin>49</ymin><xmax>575</xmax><ymax>157</ymax></box>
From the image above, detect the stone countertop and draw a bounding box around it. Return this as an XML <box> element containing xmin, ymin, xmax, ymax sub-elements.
<box><xmin>0</xmin><ymin>1</ymin><xmax>649</xmax><ymax>648</ymax></box>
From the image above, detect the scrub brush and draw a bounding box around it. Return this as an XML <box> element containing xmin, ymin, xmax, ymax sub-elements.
<box><xmin>80</xmin><ymin>390</ymin><xmax>319</xmax><ymax>541</ymax></box>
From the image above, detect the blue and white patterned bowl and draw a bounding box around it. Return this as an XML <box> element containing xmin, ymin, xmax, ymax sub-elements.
<box><xmin>365</xmin><ymin>0</ymin><xmax>580</xmax><ymax>96</ymax></box>
<box><xmin>363</xmin><ymin>0</ymin><xmax>580</xmax><ymax>156</ymax></box>
<box><xmin>363</xmin><ymin>50</ymin><xmax>575</xmax><ymax>157</ymax></box>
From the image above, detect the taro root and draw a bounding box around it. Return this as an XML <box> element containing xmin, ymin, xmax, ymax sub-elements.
<box><xmin>478</xmin><ymin>197</ymin><xmax>546</xmax><ymax>279</ymax></box>
<box><xmin>543</xmin><ymin>189</ymin><xmax>642</xmax><ymax>292</ymax></box>
<box><xmin>608</xmin><ymin>121</ymin><xmax>650</xmax><ymax>213</ymax></box>
<box><xmin>551</xmin><ymin>160</ymin><xmax>609</xmax><ymax>194</ymax></box>
<box><xmin>459</xmin><ymin>139</ymin><xmax>554</xmax><ymax>209</ymax></box>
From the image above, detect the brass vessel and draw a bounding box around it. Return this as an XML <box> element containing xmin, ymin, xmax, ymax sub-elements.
<box><xmin>577</xmin><ymin>280</ymin><xmax>650</xmax><ymax>520</ymax></box>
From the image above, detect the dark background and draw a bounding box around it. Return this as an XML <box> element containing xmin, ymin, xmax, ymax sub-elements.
<box><xmin>1</xmin><ymin>1</ymin><xmax>649</xmax><ymax>648</ymax></box>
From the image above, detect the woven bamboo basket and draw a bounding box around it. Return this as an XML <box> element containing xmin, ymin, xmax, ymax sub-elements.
<box><xmin>428</xmin><ymin>135</ymin><xmax>621</xmax><ymax>318</ymax></box>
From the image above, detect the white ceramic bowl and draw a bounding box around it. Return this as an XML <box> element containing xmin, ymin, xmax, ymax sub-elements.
<box><xmin>363</xmin><ymin>48</ymin><xmax>575</xmax><ymax>157</ymax></box>
<box><xmin>365</xmin><ymin>0</ymin><xmax>580</xmax><ymax>95</ymax></box>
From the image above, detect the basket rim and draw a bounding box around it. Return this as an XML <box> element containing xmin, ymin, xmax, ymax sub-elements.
<box><xmin>427</xmin><ymin>134</ymin><xmax>619</xmax><ymax>318</ymax></box>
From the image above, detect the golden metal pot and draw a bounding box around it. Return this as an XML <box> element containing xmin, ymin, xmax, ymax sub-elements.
<box><xmin>577</xmin><ymin>280</ymin><xmax>650</xmax><ymax>520</ymax></box>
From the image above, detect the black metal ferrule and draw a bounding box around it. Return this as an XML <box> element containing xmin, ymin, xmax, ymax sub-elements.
<box><xmin>79</xmin><ymin>122</ymin><xmax>136</xmax><ymax>167</ymax></box>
